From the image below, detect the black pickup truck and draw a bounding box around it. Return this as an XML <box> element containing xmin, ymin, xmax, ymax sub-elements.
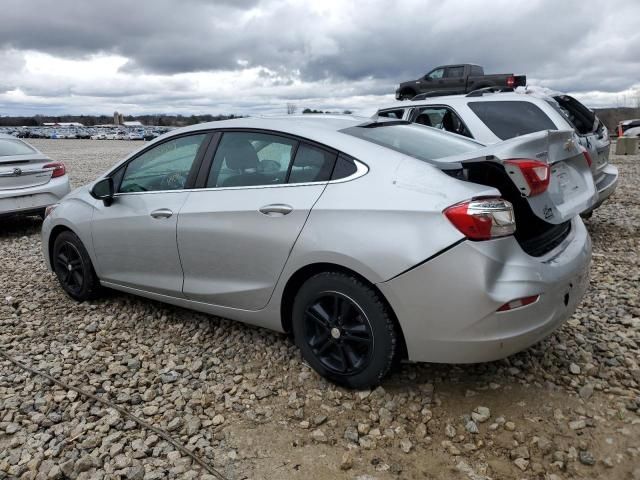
<box><xmin>395</xmin><ymin>64</ymin><xmax>526</xmax><ymax>100</ymax></box>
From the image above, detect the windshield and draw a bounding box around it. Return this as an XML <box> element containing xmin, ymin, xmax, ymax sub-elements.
<box><xmin>0</xmin><ymin>139</ymin><xmax>36</xmax><ymax>157</ymax></box>
<box><xmin>340</xmin><ymin>123</ymin><xmax>481</xmax><ymax>161</ymax></box>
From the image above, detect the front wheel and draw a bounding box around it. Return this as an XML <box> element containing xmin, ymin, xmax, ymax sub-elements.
<box><xmin>52</xmin><ymin>231</ymin><xmax>102</xmax><ymax>301</ymax></box>
<box><xmin>291</xmin><ymin>272</ymin><xmax>398</xmax><ymax>389</ymax></box>
<box><xmin>398</xmin><ymin>90</ymin><xmax>416</xmax><ymax>100</ymax></box>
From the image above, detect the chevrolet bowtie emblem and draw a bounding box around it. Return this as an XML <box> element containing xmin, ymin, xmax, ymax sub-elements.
<box><xmin>564</xmin><ymin>139</ymin><xmax>576</xmax><ymax>151</ymax></box>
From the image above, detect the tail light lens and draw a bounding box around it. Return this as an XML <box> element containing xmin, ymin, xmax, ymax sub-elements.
<box><xmin>506</xmin><ymin>76</ymin><xmax>515</xmax><ymax>88</ymax></box>
<box><xmin>43</xmin><ymin>162</ymin><xmax>66</xmax><ymax>178</ymax></box>
<box><xmin>582</xmin><ymin>149</ymin><xmax>593</xmax><ymax>167</ymax></box>
<box><xmin>444</xmin><ymin>197</ymin><xmax>516</xmax><ymax>241</ymax></box>
<box><xmin>504</xmin><ymin>159</ymin><xmax>550</xmax><ymax>196</ymax></box>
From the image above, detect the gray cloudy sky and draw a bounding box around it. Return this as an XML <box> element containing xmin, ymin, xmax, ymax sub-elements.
<box><xmin>1</xmin><ymin>0</ymin><xmax>639</xmax><ymax>116</ymax></box>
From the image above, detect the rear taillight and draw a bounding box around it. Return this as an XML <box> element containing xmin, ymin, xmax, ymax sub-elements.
<box><xmin>43</xmin><ymin>162</ymin><xmax>66</xmax><ymax>178</ymax></box>
<box><xmin>506</xmin><ymin>76</ymin><xmax>515</xmax><ymax>88</ymax></box>
<box><xmin>444</xmin><ymin>197</ymin><xmax>516</xmax><ymax>241</ymax></box>
<box><xmin>582</xmin><ymin>149</ymin><xmax>593</xmax><ymax>167</ymax></box>
<box><xmin>504</xmin><ymin>159</ymin><xmax>550</xmax><ymax>196</ymax></box>
<box><xmin>497</xmin><ymin>295</ymin><xmax>539</xmax><ymax>312</ymax></box>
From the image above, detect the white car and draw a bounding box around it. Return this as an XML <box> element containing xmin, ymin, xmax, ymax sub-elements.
<box><xmin>128</xmin><ymin>131</ymin><xmax>145</xmax><ymax>141</ymax></box>
<box><xmin>0</xmin><ymin>134</ymin><xmax>70</xmax><ymax>218</ymax></box>
<box><xmin>622</xmin><ymin>126</ymin><xmax>640</xmax><ymax>137</ymax></box>
<box><xmin>376</xmin><ymin>89</ymin><xmax>618</xmax><ymax>214</ymax></box>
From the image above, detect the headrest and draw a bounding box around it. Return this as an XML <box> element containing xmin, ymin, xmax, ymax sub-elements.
<box><xmin>415</xmin><ymin>113</ymin><xmax>432</xmax><ymax>127</ymax></box>
<box><xmin>219</xmin><ymin>137</ymin><xmax>259</xmax><ymax>171</ymax></box>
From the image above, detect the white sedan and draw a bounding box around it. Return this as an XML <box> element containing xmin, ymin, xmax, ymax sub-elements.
<box><xmin>0</xmin><ymin>134</ymin><xmax>70</xmax><ymax>218</ymax></box>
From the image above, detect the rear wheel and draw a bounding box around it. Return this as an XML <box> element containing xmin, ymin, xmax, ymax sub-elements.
<box><xmin>52</xmin><ymin>231</ymin><xmax>102</xmax><ymax>301</ymax></box>
<box><xmin>292</xmin><ymin>272</ymin><xmax>398</xmax><ymax>389</ymax></box>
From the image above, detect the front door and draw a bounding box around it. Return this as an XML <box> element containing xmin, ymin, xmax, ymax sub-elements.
<box><xmin>91</xmin><ymin>133</ymin><xmax>208</xmax><ymax>296</ymax></box>
<box><xmin>178</xmin><ymin>132</ymin><xmax>337</xmax><ymax>310</ymax></box>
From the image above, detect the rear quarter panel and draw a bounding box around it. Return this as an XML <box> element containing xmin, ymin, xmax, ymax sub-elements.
<box><xmin>279</xmin><ymin>154</ymin><xmax>498</xmax><ymax>285</ymax></box>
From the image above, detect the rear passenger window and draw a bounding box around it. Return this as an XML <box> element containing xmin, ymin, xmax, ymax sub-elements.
<box><xmin>206</xmin><ymin>132</ymin><xmax>297</xmax><ymax>188</ymax></box>
<box><xmin>288</xmin><ymin>144</ymin><xmax>336</xmax><ymax>183</ymax></box>
<box><xmin>331</xmin><ymin>156</ymin><xmax>357</xmax><ymax>180</ymax></box>
<box><xmin>468</xmin><ymin>101</ymin><xmax>557</xmax><ymax>140</ymax></box>
<box><xmin>445</xmin><ymin>66</ymin><xmax>464</xmax><ymax>78</ymax></box>
<box><xmin>378</xmin><ymin>109</ymin><xmax>405</xmax><ymax>119</ymax></box>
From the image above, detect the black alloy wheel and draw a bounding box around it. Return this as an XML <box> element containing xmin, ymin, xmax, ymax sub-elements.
<box><xmin>303</xmin><ymin>292</ymin><xmax>373</xmax><ymax>375</ymax></box>
<box><xmin>54</xmin><ymin>241</ymin><xmax>85</xmax><ymax>296</ymax></box>
<box><xmin>292</xmin><ymin>271</ymin><xmax>398</xmax><ymax>389</ymax></box>
<box><xmin>52</xmin><ymin>230</ymin><xmax>101</xmax><ymax>301</ymax></box>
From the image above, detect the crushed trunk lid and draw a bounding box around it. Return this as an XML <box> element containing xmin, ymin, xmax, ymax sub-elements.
<box><xmin>435</xmin><ymin>130</ymin><xmax>598</xmax><ymax>224</ymax></box>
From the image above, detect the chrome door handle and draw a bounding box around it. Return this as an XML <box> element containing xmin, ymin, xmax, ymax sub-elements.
<box><xmin>259</xmin><ymin>204</ymin><xmax>293</xmax><ymax>216</ymax></box>
<box><xmin>150</xmin><ymin>208</ymin><xmax>173</xmax><ymax>219</ymax></box>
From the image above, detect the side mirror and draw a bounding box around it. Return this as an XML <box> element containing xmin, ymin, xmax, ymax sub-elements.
<box><xmin>90</xmin><ymin>177</ymin><xmax>114</xmax><ymax>206</ymax></box>
<box><xmin>423</xmin><ymin>75</ymin><xmax>432</xmax><ymax>81</ymax></box>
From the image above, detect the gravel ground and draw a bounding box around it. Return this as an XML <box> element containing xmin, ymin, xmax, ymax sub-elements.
<box><xmin>1</xmin><ymin>139</ymin><xmax>639</xmax><ymax>480</ymax></box>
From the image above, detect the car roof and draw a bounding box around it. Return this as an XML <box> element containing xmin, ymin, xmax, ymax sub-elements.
<box><xmin>377</xmin><ymin>90</ymin><xmax>555</xmax><ymax>112</ymax></box>
<box><xmin>0</xmin><ymin>133</ymin><xmax>18</xmax><ymax>139</ymax></box>
<box><xmin>164</xmin><ymin>115</ymin><xmax>380</xmax><ymax>151</ymax></box>
<box><xmin>127</xmin><ymin>114</ymin><xmax>432</xmax><ymax>167</ymax></box>
<box><xmin>180</xmin><ymin>114</ymin><xmax>366</xmax><ymax>133</ymax></box>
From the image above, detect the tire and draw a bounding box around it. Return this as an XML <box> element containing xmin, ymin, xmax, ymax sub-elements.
<box><xmin>399</xmin><ymin>90</ymin><xmax>416</xmax><ymax>101</ymax></box>
<box><xmin>291</xmin><ymin>271</ymin><xmax>398</xmax><ymax>389</ymax></box>
<box><xmin>52</xmin><ymin>231</ymin><xmax>102</xmax><ymax>301</ymax></box>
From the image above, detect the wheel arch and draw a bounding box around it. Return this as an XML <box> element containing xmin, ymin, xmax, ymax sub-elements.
<box><xmin>400</xmin><ymin>87</ymin><xmax>416</xmax><ymax>99</ymax></box>
<box><xmin>48</xmin><ymin>224</ymin><xmax>75</xmax><ymax>268</ymax></box>
<box><xmin>279</xmin><ymin>262</ymin><xmax>408</xmax><ymax>360</ymax></box>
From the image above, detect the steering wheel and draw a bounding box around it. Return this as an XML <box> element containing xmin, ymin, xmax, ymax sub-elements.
<box><xmin>160</xmin><ymin>172</ymin><xmax>187</xmax><ymax>190</ymax></box>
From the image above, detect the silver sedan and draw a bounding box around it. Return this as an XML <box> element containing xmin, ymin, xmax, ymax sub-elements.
<box><xmin>0</xmin><ymin>134</ymin><xmax>70</xmax><ymax>218</ymax></box>
<box><xmin>42</xmin><ymin>116</ymin><xmax>592</xmax><ymax>388</ymax></box>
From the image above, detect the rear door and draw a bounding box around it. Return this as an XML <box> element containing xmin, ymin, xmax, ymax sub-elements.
<box><xmin>178</xmin><ymin>131</ymin><xmax>337</xmax><ymax>310</ymax></box>
<box><xmin>443</xmin><ymin>65</ymin><xmax>466</xmax><ymax>91</ymax></box>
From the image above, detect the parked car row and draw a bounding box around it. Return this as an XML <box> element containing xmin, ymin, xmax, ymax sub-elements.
<box><xmin>1</xmin><ymin>79</ymin><xmax>619</xmax><ymax>388</ymax></box>
<box><xmin>0</xmin><ymin>126</ymin><xmax>171</xmax><ymax>141</ymax></box>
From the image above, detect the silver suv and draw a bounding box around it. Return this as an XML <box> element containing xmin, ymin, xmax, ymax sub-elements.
<box><xmin>376</xmin><ymin>89</ymin><xmax>617</xmax><ymax>215</ymax></box>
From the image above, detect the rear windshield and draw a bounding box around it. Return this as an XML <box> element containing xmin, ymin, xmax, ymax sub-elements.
<box><xmin>0</xmin><ymin>139</ymin><xmax>36</xmax><ymax>157</ymax></box>
<box><xmin>468</xmin><ymin>101</ymin><xmax>557</xmax><ymax>140</ymax></box>
<box><xmin>340</xmin><ymin>123</ymin><xmax>480</xmax><ymax>161</ymax></box>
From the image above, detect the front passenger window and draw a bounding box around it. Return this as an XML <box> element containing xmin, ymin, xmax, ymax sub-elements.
<box><xmin>119</xmin><ymin>134</ymin><xmax>206</xmax><ymax>192</ymax></box>
<box><xmin>426</xmin><ymin>68</ymin><xmax>444</xmax><ymax>80</ymax></box>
